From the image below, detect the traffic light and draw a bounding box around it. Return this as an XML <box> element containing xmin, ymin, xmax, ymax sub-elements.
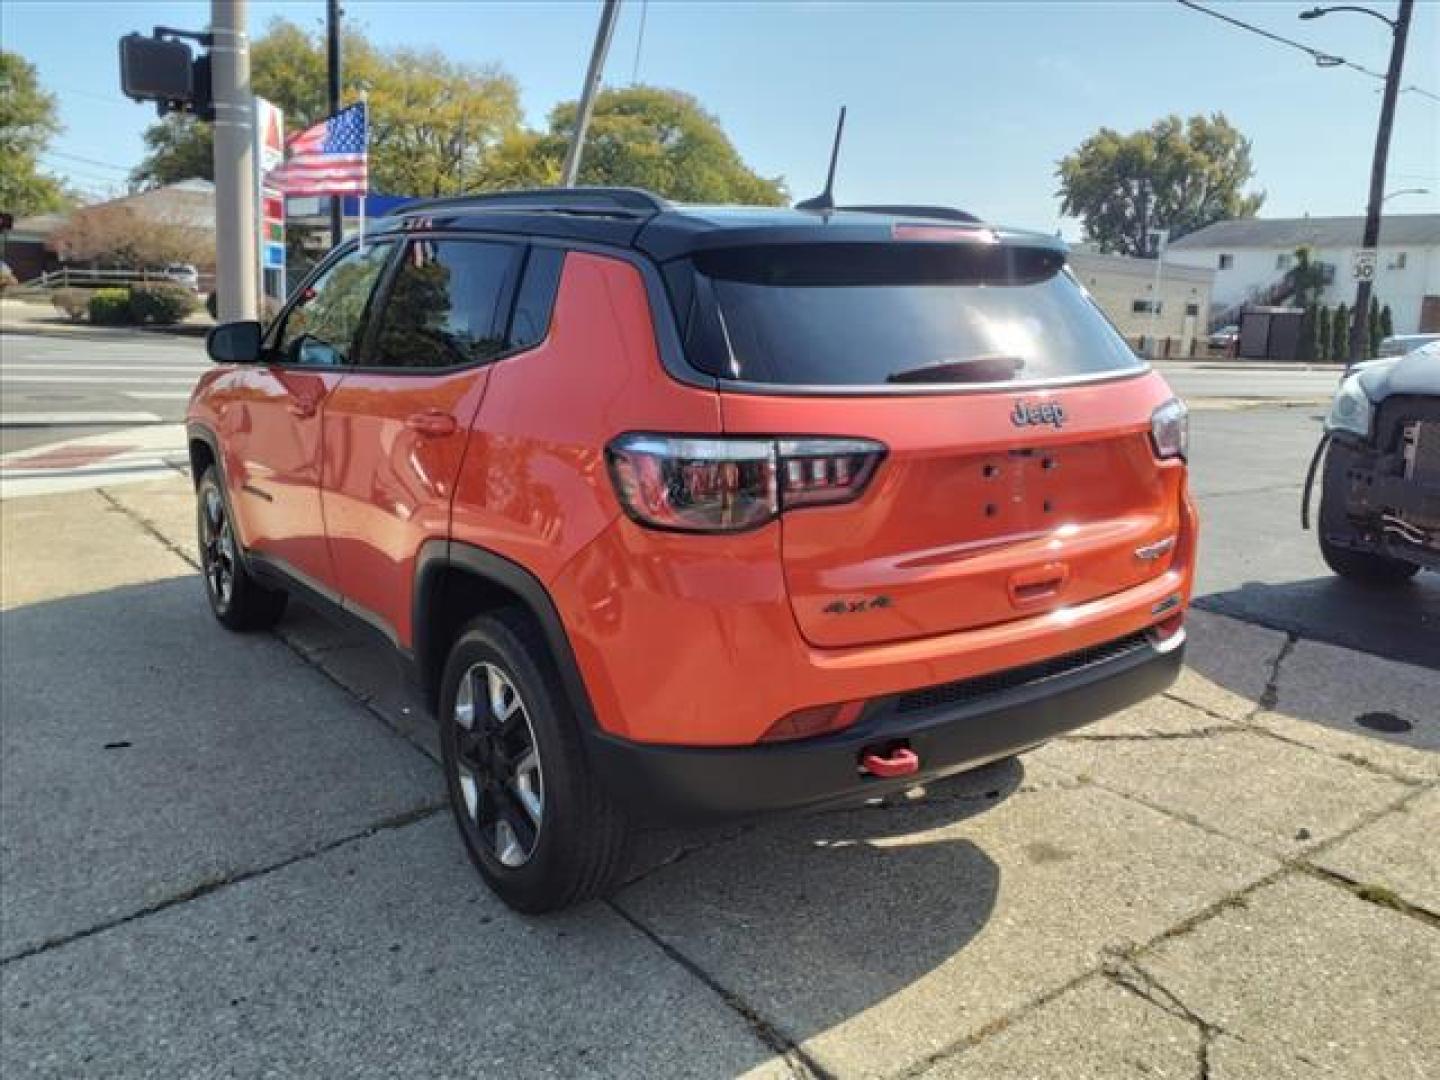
<box><xmin>118</xmin><ymin>29</ymin><xmax>214</xmax><ymax>120</ymax></box>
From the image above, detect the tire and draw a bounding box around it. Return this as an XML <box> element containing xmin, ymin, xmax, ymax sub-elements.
<box><xmin>196</xmin><ymin>467</ymin><xmax>288</xmax><ymax>631</ymax></box>
<box><xmin>1316</xmin><ymin>448</ymin><xmax>1420</xmax><ymax>587</ymax></box>
<box><xmin>1319</xmin><ymin>532</ymin><xmax>1420</xmax><ymax>585</ymax></box>
<box><xmin>439</xmin><ymin>611</ymin><xmax>631</xmax><ymax>913</ymax></box>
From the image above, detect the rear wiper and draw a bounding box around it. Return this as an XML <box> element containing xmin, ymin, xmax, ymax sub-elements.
<box><xmin>886</xmin><ymin>355</ymin><xmax>1025</xmax><ymax>384</ymax></box>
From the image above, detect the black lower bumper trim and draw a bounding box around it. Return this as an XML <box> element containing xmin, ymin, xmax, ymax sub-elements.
<box><xmin>587</xmin><ymin>635</ymin><xmax>1184</xmax><ymax>824</ymax></box>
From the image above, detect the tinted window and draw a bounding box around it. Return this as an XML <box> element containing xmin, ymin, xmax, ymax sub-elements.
<box><xmin>681</xmin><ymin>243</ymin><xmax>1143</xmax><ymax>386</ymax></box>
<box><xmin>508</xmin><ymin>247</ymin><xmax>564</xmax><ymax>351</ymax></box>
<box><xmin>369</xmin><ymin>240</ymin><xmax>517</xmax><ymax>369</ymax></box>
<box><xmin>276</xmin><ymin>242</ymin><xmax>393</xmax><ymax>366</ymax></box>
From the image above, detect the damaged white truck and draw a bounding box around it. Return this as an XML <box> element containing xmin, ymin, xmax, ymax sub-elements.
<box><xmin>1305</xmin><ymin>342</ymin><xmax>1440</xmax><ymax>584</ymax></box>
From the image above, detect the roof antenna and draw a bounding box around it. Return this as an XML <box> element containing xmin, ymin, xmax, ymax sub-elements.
<box><xmin>795</xmin><ymin>105</ymin><xmax>847</xmax><ymax>212</ymax></box>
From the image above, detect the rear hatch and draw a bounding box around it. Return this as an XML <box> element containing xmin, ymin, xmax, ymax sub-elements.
<box><xmin>675</xmin><ymin>235</ymin><xmax>1185</xmax><ymax>648</ymax></box>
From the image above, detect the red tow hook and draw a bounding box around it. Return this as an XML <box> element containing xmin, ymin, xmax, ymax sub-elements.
<box><xmin>860</xmin><ymin>745</ymin><xmax>920</xmax><ymax>779</ymax></box>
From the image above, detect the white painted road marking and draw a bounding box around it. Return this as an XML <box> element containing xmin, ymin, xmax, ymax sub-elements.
<box><xmin>0</xmin><ymin>364</ymin><xmax>208</xmax><ymax>374</ymax></box>
<box><xmin>0</xmin><ymin>375</ymin><xmax>199</xmax><ymax>385</ymax></box>
<box><xmin>0</xmin><ymin>411</ymin><xmax>163</xmax><ymax>426</ymax></box>
<box><xmin>124</xmin><ymin>392</ymin><xmax>196</xmax><ymax>401</ymax></box>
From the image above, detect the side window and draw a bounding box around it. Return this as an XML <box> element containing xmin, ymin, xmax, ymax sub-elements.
<box><xmin>276</xmin><ymin>242</ymin><xmax>394</xmax><ymax>366</ymax></box>
<box><xmin>508</xmin><ymin>247</ymin><xmax>565</xmax><ymax>352</ymax></box>
<box><xmin>369</xmin><ymin>240</ymin><xmax>518</xmax><ymax>369</ymax></box>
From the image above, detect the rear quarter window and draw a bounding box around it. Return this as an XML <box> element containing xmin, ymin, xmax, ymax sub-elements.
<box><xmin>677</xmin><ymin>242</ymin><xmax>1143</xmax><ymax>387</ymax></box>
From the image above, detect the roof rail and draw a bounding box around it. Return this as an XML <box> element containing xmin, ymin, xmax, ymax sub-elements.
<box><xmin>397</xmin><ymin>187</ymin><xmax>670</xmax><ymax>218</ymax></box>
<box><xmin>838</xmin><ymin>204</ymin><xmax>982</xmax><ymax>224</ymax></box>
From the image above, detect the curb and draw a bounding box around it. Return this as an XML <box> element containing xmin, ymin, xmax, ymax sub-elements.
<box><xmin>0</xmin><ymin>323</ymin><xmax>210</xmax><ymax>344</ymax></box>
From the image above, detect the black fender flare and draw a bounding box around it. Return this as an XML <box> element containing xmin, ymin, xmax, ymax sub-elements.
<box><xmin>412</xmin><ymin>540</ymin><xmax>601</xmax><ymax>731</ymax></box>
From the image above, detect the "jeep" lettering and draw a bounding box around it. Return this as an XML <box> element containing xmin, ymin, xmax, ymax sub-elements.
<box><xmin>1011</xmin><ymin>401</ymin><xmax>1067</xmax><ymax>428</ymax></box>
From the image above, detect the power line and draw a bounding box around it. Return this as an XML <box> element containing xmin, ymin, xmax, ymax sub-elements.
<box><xmin>1175</xmin><ymin>1</ymin><xmax>1438</xmax><ymax>101</ymax></box>
<box><xmin>42</xmin><ymin>149</ymin><xmax>133</xmax><ymax>173</ymax></box>
<box><xmin>1175</xmin><ymin>0</ymin><xmax>1353</xmax><ymax>69</ymax></box>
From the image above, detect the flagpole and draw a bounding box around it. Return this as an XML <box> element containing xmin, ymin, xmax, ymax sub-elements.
<box><xmin>357</xmin><ymin>95</ymin><xmax>368</xmax><ymax>254</ymax></box>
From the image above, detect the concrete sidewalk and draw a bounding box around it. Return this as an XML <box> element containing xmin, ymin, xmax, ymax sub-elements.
<box><xmin>2</xmin><ymin>475</ymin><xmax>1436</xmax><ymax>1078</ymax></box>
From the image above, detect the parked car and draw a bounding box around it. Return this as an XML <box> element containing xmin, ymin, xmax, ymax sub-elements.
<box><xmin>164</xmin><ymin>263</ymin><xmax>201</xmax><ymax>291</ymax></box>
<box><xmin>1306</xmin><ymin>340</ymin><xmax>1439</xmax><ymax>583</ymax></box>
<box><xmin>1207</xmin><ymin>324</ymin><xmax>1239</xmax><ymax>352</ymax></box>
<box><xmin>1377</xmin><ymin>332</ymin><xmax>1440</xmax><ymax>359</ymax></box>
<box><xmin>189</xmin><ymin>188</ymin><xmax>1197</xmax><ymax>911</ymax></box>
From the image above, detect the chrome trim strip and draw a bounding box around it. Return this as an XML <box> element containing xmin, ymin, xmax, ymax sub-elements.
<box><xmin>1152</xmin><ymin>626</ymin><xmax>1187</xmax><ymax>655</ymax></box>
<box><xmin>710</xmin><ymin>365</ymin><xmax>1152</xmax><ymax>398</ymax></box>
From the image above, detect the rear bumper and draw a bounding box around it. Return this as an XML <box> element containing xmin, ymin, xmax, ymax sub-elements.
<box><xmin>586</xmin><ymin>629</ymin><xmax>1184</xmax><ymax>824</ymax></box>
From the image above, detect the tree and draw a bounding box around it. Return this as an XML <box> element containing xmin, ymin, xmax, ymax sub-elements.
<box><xmin>129</xmin><ymin>115</ymin><xmax>213</xmax><ymax>190</ymax></box>
<box><xmin>50</xmin><ymin>202</ymin><xmax>210</xmax><ymax>269</ymax></box>
<box><xmin>1299</xmin><ymin>304</ymin><xmax>1319</xmax><ymax>363</ymax></box>
<box><xmin>1318</xmin><ymin>304</ymin><xmax>1332</xmax><ymax>364</ymax></box>
<box><xmin>483</xmin><ymin>87</ymin><xmax>786</xmax><ymax>205</ymax></box>
<box><xmin>1331</xmin><ymin>303</ymin><xmax>1350</xmax><ymax>364</ymax></box>
<box><xmin>1380</xmin><ymin>304</ymin><xmax>1394</xmax><ymax>340</ymax></box>
<box><xmin>0</xmin><ymin>51</ymin><xmax>68</xmax><ymax>215</ymax></box>
<box><xmin>1290</xmin><ymin>246</ymin><xmax>1326</xmax><ymax>309</ymax></box>
<box><xmin>130</xmin><ymin>21</ymin><xmax>523</xmax><ymax>197</ymax></box>
<box><xmin>1057</xmin><ymin>113</ymin><xmax>1264</xmax><ymax>257</ymax></box>
<box><xmin>1367</xmin><ymin>295</ymin><xmax>1383</xmax><ymax>359</ymax></box>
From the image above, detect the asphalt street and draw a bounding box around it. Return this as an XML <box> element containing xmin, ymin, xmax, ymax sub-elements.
<box><xmin>0</xmin><ymin>331</ymin><xmax>206</xmax><ymax>453</ymax></box>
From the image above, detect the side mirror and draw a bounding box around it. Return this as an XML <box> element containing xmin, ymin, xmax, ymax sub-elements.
<box><xmin>206</xmin><ymin>320</ymin><xmax>263</xmax><ymax>364</ymax></box>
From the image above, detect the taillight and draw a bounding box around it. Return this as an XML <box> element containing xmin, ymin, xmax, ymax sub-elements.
<box><xmin>1150</xmin><ymin>398</ymin><xmax>1189</xmax><ymax>461</ymax></box>
<box><xmin>606</xmin><ymin>434</ymin><xmax>885</xmax><ymax>533</ymax></box>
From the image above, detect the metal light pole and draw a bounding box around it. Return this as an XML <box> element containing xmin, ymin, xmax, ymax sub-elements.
<box><xmin>211</xmin><ymin>0</ymin><xmax>258</xmax><ymax>320</ymax></box>
<box><xmin>1300</xmin><ymin>1</ymin><xmax>1414</xmax><ymax>361</ymax></box>
<box><xmin>561</xmin><ymin>0</ymin><xmax>621</xmax><ymax>187</ymax></box>
<box><xmin>1148</xmin><ymin>228</ymin><xmax>1169</xmax><ymax>359</ymax></box>
<box><xmin>326</xmin><ymin>0</ymin><xmax>343</xmax><ymax>245</ymax></box>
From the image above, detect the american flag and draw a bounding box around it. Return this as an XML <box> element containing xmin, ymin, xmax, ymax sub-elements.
<box><xmin>265</xmin><ymin>102</ymin><xmax>368</xmax><ymax>195</ymax></box>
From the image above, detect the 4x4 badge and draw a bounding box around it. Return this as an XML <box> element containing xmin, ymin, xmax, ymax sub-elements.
<box><xmin>1011</xmin><ymin>401</ymin><xmax>1066</xmax><ymax>428</ymax></box>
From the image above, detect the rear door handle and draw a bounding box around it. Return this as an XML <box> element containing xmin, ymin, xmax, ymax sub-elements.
<box><xmin>405</xmin><ymin>410</ymin><xmax>458</xmax><ymax>437</ymax></box>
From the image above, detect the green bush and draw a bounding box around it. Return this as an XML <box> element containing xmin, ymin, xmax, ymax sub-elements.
<box><xmin>1380</xmin><ymin>304</ymin><xmax>1394</xmax><ymax>341</ymax></box>
<box><xmin>206</xmin><ymin>291</ymin><xmax>218</xmax><ymax>319</ymax></box>
<box><xmin>1299</xmin><ymin>304</ymin><xmax>1320</xmax><ymax>362</ymax></box>
<box><xmin>88</xmin><ymin>288</ymin><xmax>134</xmax><ymax>326</ymax></box>
<box><xmin>1331</xmin><ymin>302</ymin><xmax>1350</xmax><ymax>363</ymax></box>
<box><xmin>51</xmin><ymin>287</ymin><xmax>91</xmax><ymax>322</ymax></box>
<box><xmin>1367</xmin><ymin>295</ymin><xmax>1382</xmax><ymax>359</ymax></box>
<box><xmin>1317</xmin><ymin>305</ymin><xmax>1332</xmax><ymax>363</ymax></box>
<box><xmin>130</xmin><ymin>283</ymin><xmax>197</xmax><ymax>325</ymax></box>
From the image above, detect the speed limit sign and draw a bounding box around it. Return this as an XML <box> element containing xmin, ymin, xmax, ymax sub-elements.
<box><xmin>1352</xmin><ymin>249</ymin><xmax>1377</xmax><ymax>282</ymax></box>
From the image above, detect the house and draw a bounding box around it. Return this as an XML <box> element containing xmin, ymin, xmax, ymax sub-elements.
<box><xmin>1166</xmin><ymin>214</ymin><xmax>1440</xmax><ymax>334</ymax></box>
<box><xmin>1</xmin><ymin>212</ymin><xmax>66</xmax><ymax>282</ymax></box>
<box><xmin>1068</xmin><ymin>249</ymin><xmax>1215</xmax><ymax>357</ymax></box>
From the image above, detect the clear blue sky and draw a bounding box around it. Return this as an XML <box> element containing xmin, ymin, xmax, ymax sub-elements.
<box><xmin>4</xmin><ymin>0</ymin><xmax>1437</xmax><ymax>233</ymax></box>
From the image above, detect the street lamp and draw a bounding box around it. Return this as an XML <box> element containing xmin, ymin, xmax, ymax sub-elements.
<box><xmin>1382</xmin><ymin>187</ymin><xmax>1429</xmax><ymax>202</ymax></box>
<box><xmin>1299</xmin><ymin>2</ymin><xmax>1414</xmax><ymax>362</ymax></box>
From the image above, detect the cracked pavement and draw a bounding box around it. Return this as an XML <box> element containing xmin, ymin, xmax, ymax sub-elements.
<box><xmin>2</xmin><ymin>469</ymin><xmax>1437</xmax><ymax>1079</ymax></box>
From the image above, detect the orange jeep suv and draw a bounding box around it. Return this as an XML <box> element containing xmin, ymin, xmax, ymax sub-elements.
<box><xmin>190</xmin><ymin>188</ymin><xmax>1196</xmax><ymax>911</ymax></box>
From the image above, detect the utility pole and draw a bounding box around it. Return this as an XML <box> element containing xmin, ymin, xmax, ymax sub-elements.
<box><xmin>1303</xmin><ymin>1</ymin><xmax>1414</xmax><ymax>362</ymax></box>
<box><xmin>327</xmin><ymin>0</ymin><xmax>343</xmax><ymax>246</ymax></box>
<box><xmin>1148</xmin><ymin>228</ymin><xmax>1169</xmax><ymax>360</ymax></box>
<box><xmin>211</xmin><ymin>0</ymin><xmax>258</xmax><ymax>321</ymax></box>
<box><xmin>561</xmin><ymin>0</ymin><xmax>621</xmax><ymax>187</ymax></box>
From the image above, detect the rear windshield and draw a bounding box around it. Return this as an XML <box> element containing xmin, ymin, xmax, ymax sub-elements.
<box><xmin>673</xmin><ymin>243</ymin><xmax>1143</xmax><ymax>387</ymax></box>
